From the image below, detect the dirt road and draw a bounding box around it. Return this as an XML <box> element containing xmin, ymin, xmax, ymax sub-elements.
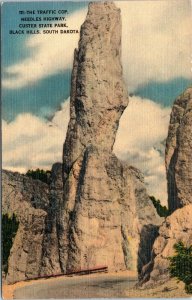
<box><xmin>13</xmin><ymin>273</ymin><xmax>137</xmax><ymax>299</ymax></box>
<box><xmin>3</xmin><ymin>271</ymin><xmax>189</xmax><ymax>299</ymax></box>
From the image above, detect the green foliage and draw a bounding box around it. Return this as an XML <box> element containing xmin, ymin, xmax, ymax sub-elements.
<box><xmin>168</xmin><ymin>241</ymin><xmax>192</xmax><ymax>294</ymax></box>
<box><xmin>2</xmin><ymin>213</ymin><xmax>19</xmax><ymax>274</ymax></box>
<box><xmin>150</xmin><ymin>196</ymin><xmax>170</xmax><ymax>217</ymax></box>
<box><xmin>26</xmin><ymin>168</ymin><xmax>51</xmax><ymax>184</ymax></box>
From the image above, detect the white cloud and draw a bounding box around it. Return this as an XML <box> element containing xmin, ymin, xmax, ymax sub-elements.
<box><xmin>114</xmin><ymin>96</ymin><xmax>171</xmax><ymax>204</ymax></box>
<box><xmin>3</xmin><ymin>1</ymin><xmax>192</xmax><ymax>90</ymax></box>
<box><xmin>2</xmin><ymin>99</ymin><xmax>70</xmax><ymax>172</ymax></box>
<box><xmin>2</xmin><ymin>96</ymin><xmax>170</xmax><ymax>205</ymax></box>
<box><xmin>115</xmin><ymin>0</ymin><xmax>192</xmax><ymax>90</ymax></box>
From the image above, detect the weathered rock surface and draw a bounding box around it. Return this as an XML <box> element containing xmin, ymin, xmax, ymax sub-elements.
<box><xmin>57</xmin><ymin>1</ymin><xmax>161</xmax><ymax>275</ymax></box>
<box><xmin>2</xmin><ymin>164</ymin><xmax>64</xmax><ymax>283</ymax></box>
<box><xmin>165</xmin><ymin>87</ymin><xmax>192</xmax><ymax>212</ymax></box>
<box><xmin>2</xmin><ymin>170</ymin><xmax>49</xmax><ymax>283</ymax></box>
<box><xmin>139</xmin><ymin>204</ymin><xmax>192</xmax><ymax>287</ymax></box>
<box><xmin>63</xmin><ymin>2</ymin><xmax>128</xmax><ymax>178</ymax></box>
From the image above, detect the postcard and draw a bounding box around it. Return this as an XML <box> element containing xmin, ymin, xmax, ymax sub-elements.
<box><xmin>1</xmin><ymin>0</ymin><xmax>192</xmax><ymax>298</ymax></box>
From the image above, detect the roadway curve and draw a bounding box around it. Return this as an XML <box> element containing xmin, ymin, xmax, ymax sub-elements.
<box><xmin>14</xmin><ymin>273</ymin><xmax>138</xmax><ymax>298</ymax></box>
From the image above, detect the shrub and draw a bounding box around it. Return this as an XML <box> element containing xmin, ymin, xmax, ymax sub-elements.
<box><xmin>2</xmin><ymin>213</ymin><xmax>19</xmax><ymax>274</ymax></box>
<box><xmin>26</xmin><ymin>168</ymin><xmax>51</xmax><ymax>184</ymax></box>
<box><xmin>150</xmin><ymin>196</ymin><xmax>170</xmax><ymax>217</ymax></box>
<box><xmin>168</xmin><ymin>241</ymin><xmax>192</xmax><ymax>294</ymax></box>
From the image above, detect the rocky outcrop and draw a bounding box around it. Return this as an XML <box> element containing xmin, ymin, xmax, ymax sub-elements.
<box><xmin>2</xmin><ymin>170</ymin><xmax>49</xmax><ymax>283</ymax></box>
<box><xmin>139</xmin><ymin>204</ymin><xmax>192</xmax><ymax>287</ymax></box>
<box><xmin>57</xmin><ymin>1</ymin><xmax>161</xmax><ymax>275</ymax></box>
<box><xmin>2</xmin><ymin>164</ymin><xmax>64</xmax><ymax>283</ymax></box>
<box><xmin>165</xmin><ymin>87</ymin><xmax>192</xmax><ymax>213</ymax></box>
<box><xmin>139</xmin><ymin>87</ymin><xmax>192</xmax><ymax>287</ymax></box>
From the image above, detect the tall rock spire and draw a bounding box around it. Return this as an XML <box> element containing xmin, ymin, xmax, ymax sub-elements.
<box><xmin>63</xmin><ymin>2</ymin><xmax>128</xmax><ymax>179</ymax></box>
<box><xmin>58</xmin><ymin>1</ymin><xmax>161</xmax><ymax>274</ymax></box>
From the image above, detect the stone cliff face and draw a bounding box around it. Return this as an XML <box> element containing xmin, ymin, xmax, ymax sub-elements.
<box><xmin>57</xmin><ymin>1</ymin><xmax>161</xmax><ymax>274</ymax></box>
<box><xmin>2</xmin><ymin>164</ymin><xmax>63</xmax><ymax>283</ymax></box>
<box><xmin>165</xmin><ymin>87</ymin><xmax>192</xmax><ymax>213</ymax></box>
<box><xmin>139</xmin><ymin>87</ymin><xmax>192</xmax><ymax>287</ymax></box>
<box><xmin>2</xmin><ymin>170</ymin><xmax>49</xmax><ymax>283</ymax></box>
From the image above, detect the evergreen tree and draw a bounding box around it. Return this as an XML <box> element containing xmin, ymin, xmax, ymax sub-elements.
<box><xmin>26</xmin><ymin>168</ymin><xmax>51</xmax><ymax>184</ymax></box>
<box><xmin>150</xmin><ymin>196</ymin><xmax>170</xmax><ymax>217</ymax></box>
<box><xmin>168</xmin><ymin>242</ymin><xmax>192</xmax><ymax>294</ymax></box>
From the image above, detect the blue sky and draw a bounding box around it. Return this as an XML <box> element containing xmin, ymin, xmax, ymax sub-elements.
<box><xmin>2</xmin><ymin>1</ymin><xmax>87</xmax><ymax>121</ymax></box>
<box><xmin>134</xmin><ymin>78</ymin><xmax>191</xmax><ymax>107</ymax></box>
<box><xmin>2</xmin><ymin>0</ymin><xmax>191</xmax><ymax>203</ymax></box>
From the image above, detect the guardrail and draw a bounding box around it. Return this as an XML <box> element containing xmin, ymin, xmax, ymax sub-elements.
<box><xmin>24</xmin><ymin>266</ymin><xmax>108</xmax><ymax>281</ymax></box>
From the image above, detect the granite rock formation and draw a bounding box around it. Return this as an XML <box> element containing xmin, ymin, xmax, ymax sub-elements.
<box><xmin>165</xmin><ymin>87</ymin><xmax>192</xmax><ymax>213</ymax></box>
<box><xmin>139</xmin><ymin>87</ymin><xmax>192</xmax><ymax>287</ymax></box>
<box><xmin>56</xmin><ymin>1</ymin><xmax>161</xmax><ymax>275</ymax></box>
<box><xmin>2</xmin><ymin>164</ymin><xmax>64</xmax><ymax>283</ymax></box>
<box><xmin>139</xmin><ymin>204</ymin><xmax>192</xmax><ymax>287</ymax></box>
<box><xmin>2</xmin><ymin>170</ymin><xmax>49</xmax><ymax>283</ymax></box>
